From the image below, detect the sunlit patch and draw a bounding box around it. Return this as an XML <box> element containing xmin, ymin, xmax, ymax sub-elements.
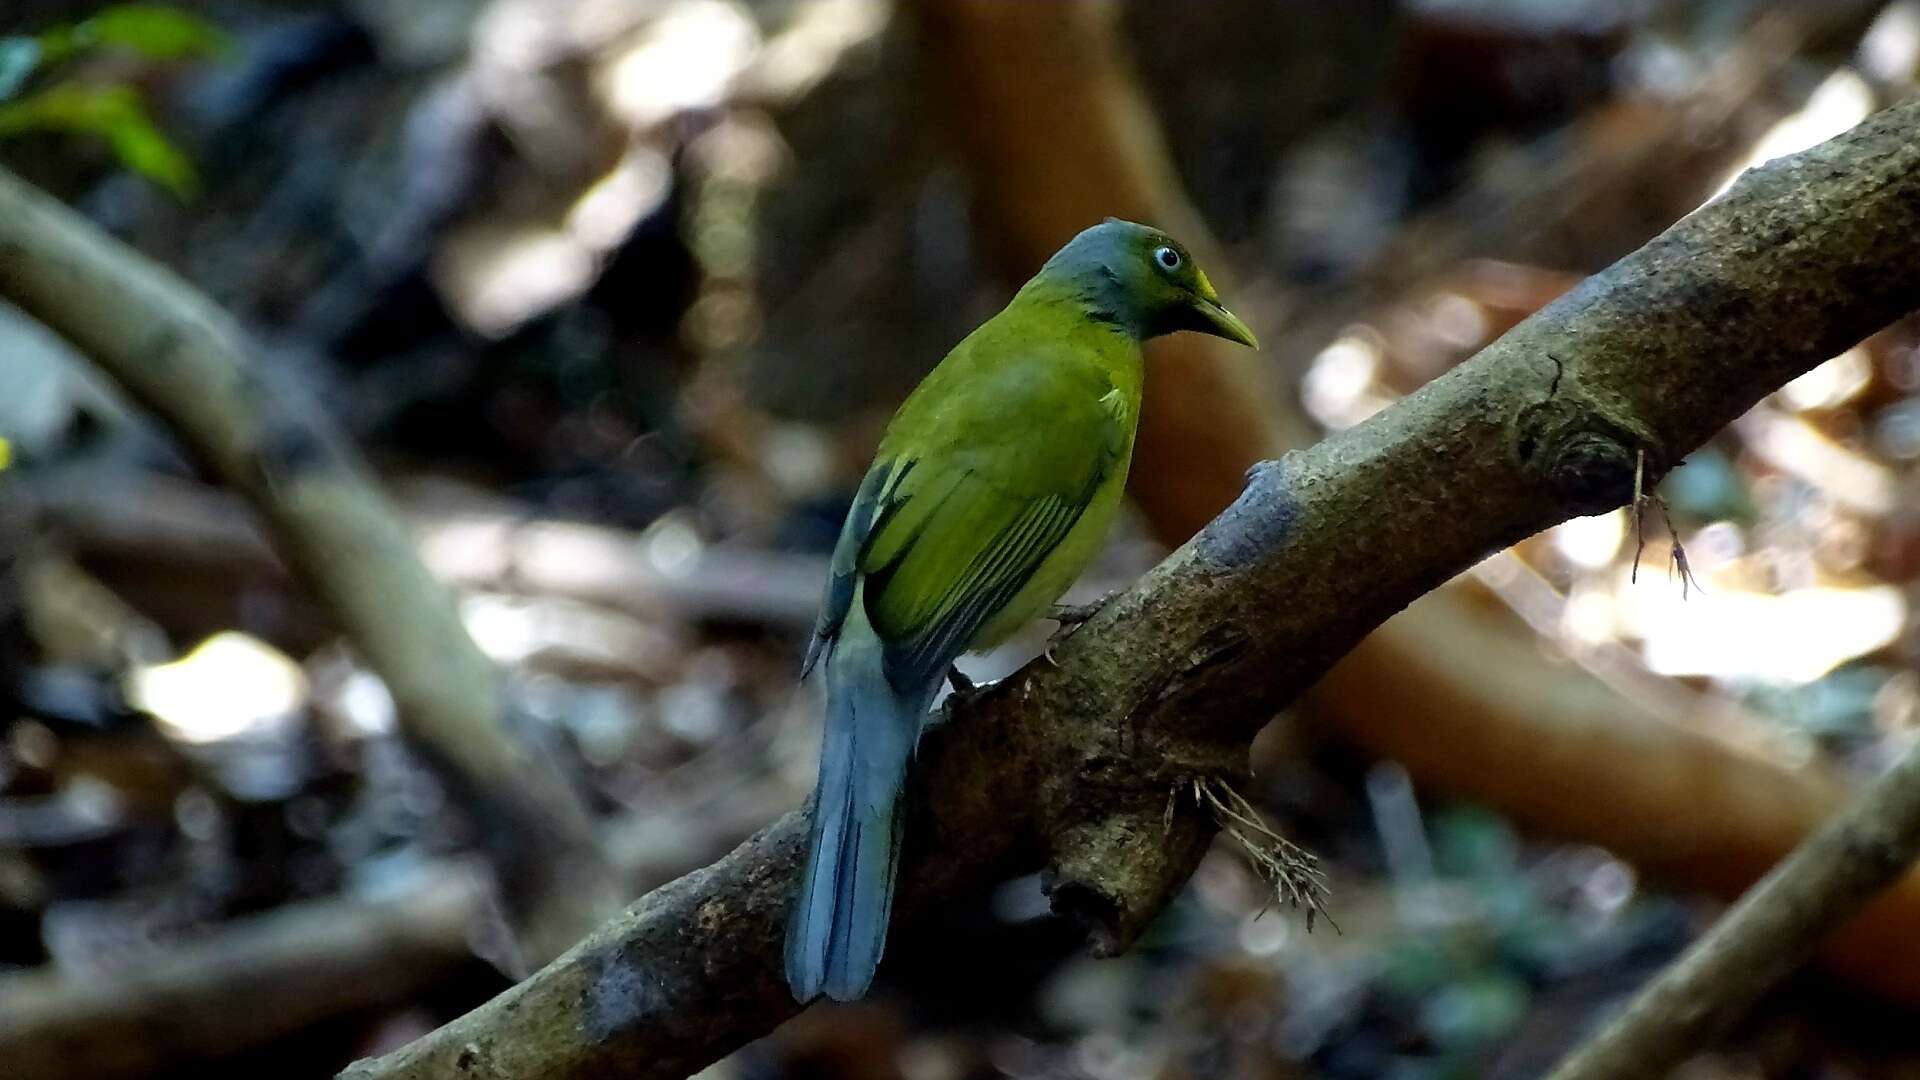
<box><xmin>1779</xmin><ymin>347</ymin><xmax>1872</xmax><ymax>412</ymax></box>
<box><xmin>1304</xmin><ymin>332</ymin><xmax>1385</xmax><ymax>429</ymax></box>
<box><xmin>1561</xmin><ymin>585</ymin><xmax>1617</xmax><ymax>646</ymax></box>
<box><xmin>127</xmin><ymin>632</ymin><xmax>307</xmax><ymax>744</ymax></box>
<box><xmin>644</xmin><ymin>513</ymin><xmax>705</xmax><ymax>577</ymax></box>
<box><xmin>1621</xmin><ymin>582</ymin><xmax>1904</xmax><ymax>684</ymax></box>
<box><xmin>566</xmin><ymin>148</ymin><xmax>672</xmax><ymax>251</ymax></box>
<box><xmin>449</xmin><ymin>520</ymin><xmax>638</xmax><ymax>602</ymax></box>
<box><xmin>1686</xmin><ymin>521</ymin><xmax>1746</xmax><ymax>573</ymax></box>
<box><xmin>332</xmin><ymin>668</ymin><xmax>396</xmax><ymax>737</ymax></box>
<box><xmin>600</xmin><ymin>0</ymin><xmax>761</xmax><ymax>128</ymax></box>
<box><xmin>1873</xmin><ymin>398</ymin><xmax>1920</xmax><ymax>459</ymax></box>
<box><xmin>416</xmin><ymin>516</ymin><xmax>515</xmax><ymax>583</ymax></box>
<box><xmin>1861</xmin><ymin>0</ymin><xmax>1920</xmax><ymax>84</ymax></box>
<box><xmin>1712</xmin><ymin>69</ymin><xmax>1875</xmax><ymax>200</ymax></box>
<box><xmin>1740</xmin><ymin>408</ymin><xmax>1893</xmax><ymax>515</ymax></box>
<box><xmin>1423</xmin><ymin>291</ymin><xmax>1488</xmax><ymax>350</ymax></box>
<box><xmin>433</xmin><ymin>223</ymin><xmax>597</xmax><ymax>338</ymax></box>
<box><xmin>472</xmin><ymin>0</ymin><xmax>558</xmax><ymax>72</ymax></box>
<box><xmin>460</xmin><ymin>591</ymin><xmax>681</xmax><ymax>682</ymax></box>
<box><xmin>1552</xmin><ymin>509</ymin><xmax>1626</xmax><ymax>569</ymax></box>
<box><xmin>461</xmin><ymin>593</ymin><xmax>541</xmax><ymax>665</ymax></box>
<box><xmin>1578</xmin><ymin>855</ymin><xmax>1636</xmax><ymax>915</ymax></box>
<box><xmin>1238</xmin><ymin>909</ymin><xmax>1293</xmax><ymax>956</ymax></box>
<box><xmin>762</xmin><ymin>422</ymin><xmax>835</xmax><ymax>497</ymax></box>
<box><xmin>743</xmin><ymin>0</ymin><xmax>890</xmax><ymax>102</ymax></box>
<box><xmin>1876</xmin><ymin>671</ymin><xmax>1920</xmax><ymax>735</ymax></box>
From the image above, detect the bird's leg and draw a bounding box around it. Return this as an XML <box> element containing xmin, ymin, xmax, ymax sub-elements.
<box><xmin>1050</xmin><ymin>591</ymin><xmax>1115</xmax><ymax>629</ymax></box>
<box><xmin>930</xmin><ymin>665</ymin><xmax>984</xmax><ymax>724</ymax></box>
<box><xmin>946</xmin><ymin>665</ymin><xmax>977</xmax><ymax>696</ymax></box>
<box><xmin>1045</xmin><ymin>591</ymin><xmax>1117</xmax><ymax>665</ymax></box>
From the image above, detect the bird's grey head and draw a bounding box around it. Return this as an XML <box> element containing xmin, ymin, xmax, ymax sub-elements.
<box><xmin>1033</xmin><ymin>219</ymin><xmax>1258</xmax><ymax>348</ymax></box>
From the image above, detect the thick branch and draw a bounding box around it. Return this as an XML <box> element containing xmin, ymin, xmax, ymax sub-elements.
<box><xmin>1546</xmin><ymin>730</ymin><xmax>1920</xmax><ymax>1080</ymax></box>
<box><xmin>916</xmin><ymin>0</ymin><xmax>1920</xmax><ymax>1006</ymax></box>
<box><xmin>0</xmin><ymin>168</ymin><xmax>621</xmax><ymax>964</ymax></box>
<box><xmin>58</xmin><ymin>472</ymin><xmax>1920</xmax><ymax>1006</ymax></box>
<box><xmin>343</xmin><ymin>100</ymin><xmax>1920</xmax><ymax>1080</ymax></box>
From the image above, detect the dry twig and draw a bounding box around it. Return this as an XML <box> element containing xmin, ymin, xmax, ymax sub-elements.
<box><xmin>1185</xmin><ymin>775</ymin><xmax>1335</xmax><ymax>930</ymax></box>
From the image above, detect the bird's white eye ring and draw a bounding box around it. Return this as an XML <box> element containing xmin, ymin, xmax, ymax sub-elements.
<box><xmin>1153</xmin><ymin>245</ymin><xmax>1181</xmax><ymax>271</ymax></box>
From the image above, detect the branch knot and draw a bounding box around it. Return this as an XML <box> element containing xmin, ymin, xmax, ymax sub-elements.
<box><xmin>1547</xmin><ymin>429</ymin><xmax>1640</xmax><ymax>515</ymax></box>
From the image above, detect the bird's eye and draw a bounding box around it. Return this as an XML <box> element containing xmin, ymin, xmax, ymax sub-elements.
<box><xmin>1153</xmin><ymin>245</ymin><xmax>1181</xmax><ymax>272</ymax></box>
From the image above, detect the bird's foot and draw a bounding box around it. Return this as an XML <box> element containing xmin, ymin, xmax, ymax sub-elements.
<box><xmin>945</xmin><ymin>665</ymin><xmax>980</xmax><ymax>705</ymax></box>
<box><xmin>1051</xmin><ymin>592</ymin><xmax>1115</xmax><ymax>629</ymax></box>
<box><xmin>1045</xmin><ymin>591</ymin><xmax>1117</xmax><ymax>665</ymax></box>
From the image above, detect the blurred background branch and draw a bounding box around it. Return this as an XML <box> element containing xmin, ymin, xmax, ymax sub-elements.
<box><xmin>0</xmin><ymin>165</ymin><xmax>624</xmax><ymax>968</ymax></box>
<box><xmin>1547</xmin><ymin>725</ymin><xmax>1920</xmax><ymax>1079</ymax></box>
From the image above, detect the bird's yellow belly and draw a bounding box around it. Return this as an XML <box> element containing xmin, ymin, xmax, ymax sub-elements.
<box><xmin>966</xmin><ymin>474</ymin><xmax>1127</xmax><ymax>651</ymax></box>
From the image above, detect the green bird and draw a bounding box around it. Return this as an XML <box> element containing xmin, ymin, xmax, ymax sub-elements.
<box><xmin>787</xmin><ymin>219</ymin><xmax>1258</xmax><ymax>1002</ymax></box>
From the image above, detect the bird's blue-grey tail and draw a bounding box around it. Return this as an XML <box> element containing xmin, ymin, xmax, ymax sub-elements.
<box><xmin>786</xmin><ymin>627</ymin><xmax>923</xmax><ymax>1002</ymax></box>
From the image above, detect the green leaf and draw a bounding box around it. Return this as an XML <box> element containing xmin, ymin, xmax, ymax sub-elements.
<box><xmin>106</xmin><ymin>107</ymin><xmax>196</xmax><ymax>196</ymax></box>
<box><xmin>0</xmin><ymin>82</ymin><xmax>125</xmax><ymax>135</ymax></box>
<box><xmin>0</xmin><ymin>83</ymin><xmax>197</xmax><ymax>197</ymax></box>
<box><xmin>0</xmin><ymin>38</ymin><xmax>39</xmax><ymax>102</ymax></box>
<box><xmin>41</xmin><ymin>5</ymin><xmax>232</xmax><ymax>64</ymax></box>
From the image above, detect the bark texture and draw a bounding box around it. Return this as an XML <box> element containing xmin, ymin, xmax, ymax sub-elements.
<box><xmin>341</xmin><ymin>100</ymin><xmax>1920</xmax><ymax>1080</ymax></box>
<box><xmin>0</xmin><ymin>168</ymin><xmax>622</xmax><ymax>965</ymax></box>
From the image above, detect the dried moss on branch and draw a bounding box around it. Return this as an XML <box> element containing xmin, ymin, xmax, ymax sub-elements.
<box><xmin>342</xmin><ymin>98</ymin><xmax>1920</xmax><ymax>1080</ymax></box>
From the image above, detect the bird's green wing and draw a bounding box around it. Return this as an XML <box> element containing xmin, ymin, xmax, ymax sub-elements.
<box><xmin>861</xmin><ymin>473</ymin><xmax>1094</xmax><ymax>689</ymax></box>
<box><xmin>804</xmin><ymin>459</ymin><xmax>903</xmax><ymax>676</ymax></box>
<box><xmin>807</xmin><ymin>359</ymin><xmax>1127</xmax><ymax>692</ymax></box>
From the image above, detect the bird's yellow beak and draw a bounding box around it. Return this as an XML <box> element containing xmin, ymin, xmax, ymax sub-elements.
<box><xmin>1191</xmin><ymin>269</ymin><xmax>1259</xmax><ymax>349</ymax></box>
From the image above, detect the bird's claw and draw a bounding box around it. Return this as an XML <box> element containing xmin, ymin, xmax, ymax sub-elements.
<box><xmin>946</xmin><ymin>665</ymin><xmax>978</xmax><ymax>700</ymax></box>
<box><xmin>1050</xmin><ymin>592</ymin><xmax>1115</xmax><ymax>629</ymax></box>
<box><xmin>1045</xmin><ymin>591</ymin><xmax>1116</xmax><ymax>665</ymax></box>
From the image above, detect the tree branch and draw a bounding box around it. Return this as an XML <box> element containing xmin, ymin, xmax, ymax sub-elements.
<box><xmin>1546</xmin><ymin>728</ymin><xmax>1920</xmax><ymax>1080</ymax></box>
<box><xmin>341</xmin><ymin>100</ymin><xmax>1920</xmax><ymax>1080</ymax></box>
<box><xmin>916</xmin><ymin>0</ymin><xmax>1920</xmax><ymax>1008</ymax></box>
<box><xmin>0</xmin><ymin>168</ymin><xmax>622</xmax><ymax>965</ymax></box>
